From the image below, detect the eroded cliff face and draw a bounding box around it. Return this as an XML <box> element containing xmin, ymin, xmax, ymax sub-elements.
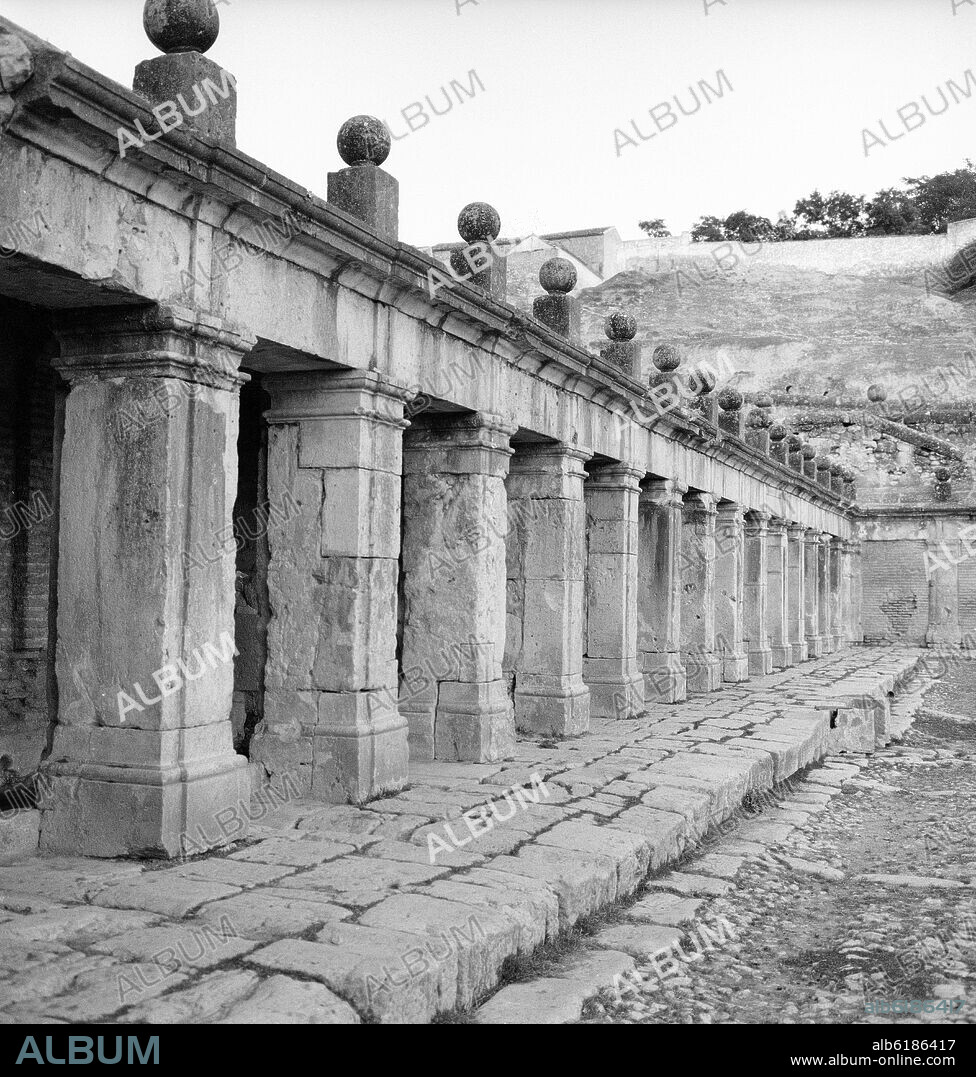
<box><xmin>575</xmin><ymin>252</ymin><xmax>976</xmax><ymax>509</ymax></box>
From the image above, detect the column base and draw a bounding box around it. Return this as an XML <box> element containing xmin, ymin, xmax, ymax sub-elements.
<box><xmin>515</xmin><ymin>677</ymin><xmax>590</xmax><ymax>736</ymax></box>
<box><xmin>585</xmin><ymin>674</ymin><xmax>645</xmax><ymax>720</ymax></box>
<box><xmin>684</xmin><ymin>653</ymin><xmax>723</xmax><ymax>694</ymax></box>
<box><xmin>771</xmin><ymin>643</ymin><xmax>794</xmax><ymax>669</ymax></box>
<box><xmin>806</xmin><ymin>637</ymin><xmax>824</xmax><ymax>659</ymax></box>
<box><xmin>721</xmin><ymin>651</ymin><xmax>751</xmax><ymax>683</ymax></box>
<box><xmin>38</xmin><ymin>755</ymin><xmax>251</xmax><ymax>859</ymax></box>
<box><xmin>832</xmin><ymin>633</ymin><xmax>845</xmax><ymax>651</ymax></box>
<box><xmin>642</xmin><ymin>653</ymin><xmax>687</xmax><ymax>704</ymax></box>
<box><xmin>791</xmin><ymin>640</ymin><xmax>809</xmax><ymax>664</ymax></box>
<box><xmin>819</xmin><ymin>634</ymin><xmax>834</xmax><ymax>656</ymax></box>
<box><xmin>748</xmin><ymin>647</ymin><xmax>774</xmax><ymax>677</ymax></box>
<box><xmin>433</xmin><ymin>680</ymin><xmax>515</xmax><ymax>762</ymax></box>
<box><xmin>311</xmin><ymin>720</ymin><xmax>409</xmax><ymax>804</ymax></box>
<box><xmin>925</xmin><ymin>624</ymin><xmax>963</xmax><ymax>647</ymax></box>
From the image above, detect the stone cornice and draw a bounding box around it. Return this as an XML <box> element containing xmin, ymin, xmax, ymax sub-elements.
<box><xmin>1</xmin><ymin>15</ymin><xmax>850</xmax><ymax>517</ymax></box>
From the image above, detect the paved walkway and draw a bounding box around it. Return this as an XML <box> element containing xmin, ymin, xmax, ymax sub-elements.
<box><xmin>0</xmin><ymin>647</ymin><xmax>923</xmax><ymax>1024</ymax></box>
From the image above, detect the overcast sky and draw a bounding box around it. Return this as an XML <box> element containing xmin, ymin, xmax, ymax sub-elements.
<box><xmin>5</xmin><ymin>0</ymin><xmax>974</xmax><ymax>246</ymax></box>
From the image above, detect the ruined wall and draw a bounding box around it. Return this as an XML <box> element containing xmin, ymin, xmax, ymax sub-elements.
<box><xmin>0</xmin><ymin>298</ymin><xmax>57</xmax><ymax>772</ymax></box>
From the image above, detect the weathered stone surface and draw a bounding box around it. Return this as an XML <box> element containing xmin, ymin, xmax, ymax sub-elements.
<box><xmin>623</xmin><ymin>893</ymin><xmax>705</xmax><ymax>926</ymax></box>
<box><xmin>90</xmin><ymin>874</ymin><xmax>240</xmax><ymax>917</ymax></box>
<box><xmin>0</xmin><ymin>809</ymin><xmax>39</xmax><ymax>862</ymax></box>
<box><xmin>590</xmin><ymin>922</ymin><xmax>684</xmax><ymax>958</ymax></box>
<box><xmin>644</xmin><ymin>872</ymin><xmax>734</xmax><ymax>897</ymax></box>
<box><xmin>475</xmin><ymin>949</ymin><xmax>634</xmax><ymax>1024</ymax></box>
<box><xmin>228</xmin><ymin>835</ymin><xmax>356</xmax><ymax>867</ymax></box>
<box><xmin>247</xmin><ymin>925</ymin><xmax>458</xmax><ymax>1024</ymax></box>
<box><xmin>195</xmin><ymin>891</ymin><xmax>351</xmax><ymax>941</ymax></box>
<box><xmin>273</xmin><ymin>857</ymin><xmax>448</xmax><ymax>905</ymax></box>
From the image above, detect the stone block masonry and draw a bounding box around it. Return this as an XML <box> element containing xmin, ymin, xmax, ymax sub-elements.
<box><xmin>0</xmin><ymin>648</ymin><xmax>923</xmax><ymax>1024</ymax></box>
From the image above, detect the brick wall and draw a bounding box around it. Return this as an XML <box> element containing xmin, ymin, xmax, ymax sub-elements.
<box><xmin>0</xmin><ymin>299</ymin><xmax>58</xmax><ymax>772</ymax></box>
<box><xmin>862</xmin><ymin>539</ymin><xmax>929</xmax><ymax>643</ymax></box>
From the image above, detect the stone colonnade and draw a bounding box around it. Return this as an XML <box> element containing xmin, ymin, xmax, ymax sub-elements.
<box><xmin>37</xmin><ymin>333</ymin><xmax>859</xmax><ymax>856</ymax></box>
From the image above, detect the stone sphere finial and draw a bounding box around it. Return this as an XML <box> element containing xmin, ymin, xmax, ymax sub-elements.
<box><xmin>144</xmin><ymin>0</ymin><xmax>219</xmax><ymax>55</ymax></box>
<box><xmin>652</xmin><ymin>343</ymin><xmax>681</xmax><ymax>373</ymax></box>
<box><xmin>867</xmin><ymin>384</ymin><xmax>887</xmax><ymax>404</ymax></box>
<box><xmin>539</xmin><ymin>258</ymin><xmax>576</xmax><ymax>295</ymax></box>
<box><xmin>717</xmin><ymin>387</ymin><xmax>743</xmax><ymax>412</ymax></box>
<box><xmin>829</xmin><ymin>461</ymin><xmax>843</xmax><ymax>476</ymax></box>
<box><xmin>754</xmin><ymin>391</ymin><xmax>774</xmax><ymax>410</ymax></box>
<box><xmin>691</xmin><ymin>367</ymin><xmax>717</xmax><ymax>395</ymax></box>
<box><xmin>769</xmin><ymin>424</ymin><xmax>788</xmax><ymax>442</ymax></box>
<box><xmin>458</xmin><ymin>202</ymin><xmax>501</xmax><ymax>244</ymax></box>
<box><xmin>935</xmin><ymin>466</ymin><xmax>952</xmax><ymax>482</ymax></box>
<box><xmin>787</xmin><ymin>434</ymin><xmax>803</xmax><ymax>453</ymax></box>
<box><xmin>801</xmin><ymin>443</ymin><xmax>817</xmax><ymax>461</ymax></box>
<box><xmin>604</xmin><ymin>312</ymin><xmax>637</xmax><ymax>342</ymax></box>
<box><xmin>748</xmin><ymin>407</ymin><xmax>773</xmax><ymax>429</ymax></box>
<box><xmin>337</xmin><ymin>116</ymin><xmax>391</xmax><ymax>167</ymax></box>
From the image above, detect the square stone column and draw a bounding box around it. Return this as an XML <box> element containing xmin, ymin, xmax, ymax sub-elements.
<box><xmin>714</xmin><ymin>501</ymin><xmax>750</xmax><ymax>682</ymax></box>
<box><xmin>253</xmin><ymin>371</ymin><xmax>411</xmax><ymax>803</ymax></box>
<box><xmin>787</xmin><ymin>524</ymin><xmax>809</xmax><ymax>664</ymax></box>
<box><xmin>766</xmin><ymin>517</ymin><xmax>793</xmax><ymax>668</ymax></box>
<box><xmin>400</xmin><ymin>413</ymin><xmax>516</xmax><ymax>761</ymax></box>
<box><xmin>925</xmin><ymin>524</ymin><xmax>963</xmax><ymax>647</ymax></box>
<box><xmin>829</xmin><ymin>537</ymin><xmax>845</xmax><ymax>651</ymax></box>
<box><xmin>638</xmin><ymin>479</ymin><xmax>687</xmax><ymax>704</ymax></box>
<box><xmin>506</xmin><ymin>443</ymin><xmax>592</xmax><ymax>735</ymax></box>
<box><xmin>804</xmin><ymin>530</ymin><xmax>824</xmax><ymax>658</ymax></box>
<box><xmin>679</xmin><ymin>491</ymin><xmax>722</xmax><ymax>693</ymax></box>
<box><xmin>850</xmin><ymin>538</ymin><xmax>864</xmax><ymax>645</ymax></box>
<box><xmin>583</xmin><ymin>462</ymin><xmax>645</xmax><ymax>719</ymax></box>
<box><xmin>744</xmin><ymin>511</ymin><xmax>773</xmax><ymax>677</ymax></box>
<box><xmin>40</xmin><ymin>307</ymin><xmax>254</xmax><ymax>858</ymax></box>
<box><xmin>817</xmin><ymin>533</ymin><xmax>834</xmax><ymax>655</ymax></box>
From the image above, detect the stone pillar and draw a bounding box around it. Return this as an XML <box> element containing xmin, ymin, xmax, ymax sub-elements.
<box><xmin>851</xmin><ymin>538</ymin><xmax>864</xmax><ymax>645</ymax></box>
<box><xmin>399</xmin><ymin>413</ymin><xmax>516</xmax><ymax>761</ymax></box>
<box><xmin>787</xmin><ymin>523</ymin><xmax>809</xmax><ymax>664</ymax></box>
<box><xmin>254</xmin><ymin>370</ymin><xmax>410</xmax><ymax>804</ymax></box>
<box><xmin>679</xmin><ymin>491</ymin><xmax>722</xmax><ymax>693</ymax></box>
<box><xmin>40</xmin><ymin>307</ymin><xmax>254</xmax><ymax>858</ymax></box>
<box><xmin>818</xmin><ymin>533</ymin><xmax>834</xmax><ymax>655</ymax></box>
<box><xmin>831</xmin><ymin>538</ymin><xmax>848</xmax><ymax>646</ymax></box>
<box><xmin>744</xmin><ymin>511</ymin><xmax>773</xmax><ymax>677</ymax></box>
<box><xmin>583</xmin><ymin>462</ymin><xmax>644</xmax><ymax>719</ymax></box>
<box><xmin>925</xmin><ymin>530</ymin><xmax>963</xmax><ymax>647</ymax></box>
<box><xmin>804</xmin><ymin>530</ymin><xmax>823</xmax><ymax>658</ymax></box>
<box><xmin>638</xmin><ymin>479</ymin><xmax>687</xmax><ymax>704</ymax></box>
<box><xmin>829</xmin><ymin>537</ymin><xmax>845</xmax><ymax>651</ymax></box>
<box><xmin>766</xmin><ymin>518</ymin><xmax>793</xmax><ymax>668</ymax></box>
<box><xmin>714</xmin><ymin>501</ymin><xmax>750</xmax><ymax>682</ymax></box>
<box><xmin>506</xmin><ymin>443</ymin><xmax>592</xmax><ymax>735</ymax></box>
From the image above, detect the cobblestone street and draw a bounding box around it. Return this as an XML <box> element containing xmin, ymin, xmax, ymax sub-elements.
<box><xmin>578</xmin><ymin>667</ymin><xmax>976</xmax><ymax>1026</ymax></box>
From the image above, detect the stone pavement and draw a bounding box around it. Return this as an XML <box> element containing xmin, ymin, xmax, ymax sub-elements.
<box><xmin>570</xmin><ymin>681</ymin><xmax>976</xmax><ymax>1026</ymax></box>
<box><xmin>0</xmin><ymin>647</ymin><xmax>924</xmax><ymax>1025</ymax></box>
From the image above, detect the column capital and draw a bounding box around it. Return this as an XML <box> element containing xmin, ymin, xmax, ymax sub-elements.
<box><xmin>716</xmin><ymin>499</ymin><xmax>746</xmax><ymax>523</ymax></box>
<box><xmin>585</xmin><ymin>460</ymin><xmax>645</xmax><ymax>491</ymax></box>
<box><xmin>744</xmin><ymin>509</ymin><xmax>773</xmax><ymax>533</ymax></box>
<box><xmin>786</xmin><ymin>522</ymin><xmax>809</xmax><ymax>538</ymax></box>
<box><xmin>404</xmin><ymin>411</ymin><xmax>517</xmax><ymax>452</ymax></box>
<box><xmin>682</xmin><ymin>490</ymin><xmax>719</xmax><ymax>518</ymax></box>
<box><xmin>509</xmin><ymin>441</ymin><xmax>593</xmax><ymax>477</ymax></box>
<box><xmin>640</xmin><ymin>477</ymin><xmax>688</xmax><ymax>508</ymax></box>
<box><xmin>52</xmin><ymin>305</ymin><xmax>255</xmax><ymax>390</ymax></box>
<box><xmin>264</xmin><ymin>369</ymin><xmax>416</xmax><ymax>427</ymax></box>
<box><xmin>767</xmin><ymin>515</ymin><xmax>789</xmax><ymax>535</ymax></box>
<box><xmin>804</xmin><ymin>528</ymin><xmax>826</xmax><ymax>546</ymax></box>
